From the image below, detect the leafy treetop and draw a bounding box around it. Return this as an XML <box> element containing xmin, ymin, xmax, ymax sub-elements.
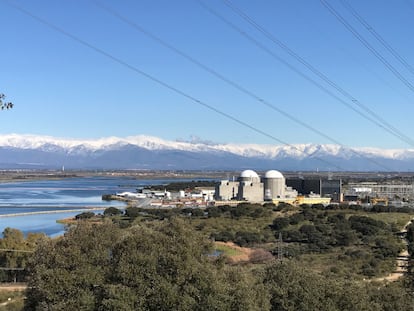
<box><xmin>0</xmin><ymin>93</ymin><xmax>13</xmax><ymax>110</ymax></box>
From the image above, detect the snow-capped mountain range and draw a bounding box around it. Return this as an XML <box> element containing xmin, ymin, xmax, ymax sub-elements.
<box><xmin>0</xmin><ymin>134</ymin><xmax>414</xmax><ymax>171</ymax></box>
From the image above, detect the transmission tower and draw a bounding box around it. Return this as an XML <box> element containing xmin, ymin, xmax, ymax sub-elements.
<box><xmin>277</xmin><ymin>232</ymin><xmax>284</xmax><ymax>262</ymax></box>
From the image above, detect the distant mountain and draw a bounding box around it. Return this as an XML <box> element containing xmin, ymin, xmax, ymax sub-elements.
<box><xmin>0</xmin><ymin>134</ymin><xmax>413</xmax><ymax>171</ymax></box>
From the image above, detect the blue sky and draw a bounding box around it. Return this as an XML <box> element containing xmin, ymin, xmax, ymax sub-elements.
<box><xmin>1</xmin><ymin>0</ymin><xmax>414</xmax><ymax>149</ymax></box>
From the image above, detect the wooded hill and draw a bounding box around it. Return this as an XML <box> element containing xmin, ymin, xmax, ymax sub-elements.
<box><xmin>1</xmin><ymin>203</ymin><xmax>414</xmax><ymax>310</ymax></box>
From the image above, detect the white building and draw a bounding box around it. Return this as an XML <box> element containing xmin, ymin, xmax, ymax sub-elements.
<box><xmin>237</xmin><ymin>170</ymin><xmax>263</xmax><ymax>202</ymax></box>
<box><xmin>215</xmin><ymin>169</ymin><xmax>296</xmax><ymax>202</ymax></box>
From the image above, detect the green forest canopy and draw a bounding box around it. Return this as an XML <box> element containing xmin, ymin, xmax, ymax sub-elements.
<box><xmin>20</xmin><ymin>218</ymin><xmax>414</xmax><ymax>311</ymax></box>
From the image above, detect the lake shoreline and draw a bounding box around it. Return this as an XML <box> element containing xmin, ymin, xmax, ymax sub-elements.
<box><xmin>0</xmin><ymin>170</ymin><xmax>227</xmax><ymax>184</ymax></box>
<box><xmin>0</xmin><ymin>207</ymin><xmax>107</xmax><ymax>218</ymax></box>
<box><xmin>0</xmin><ymin>174</ymin><xmax>213</xmax><ymax>237</ymax></box>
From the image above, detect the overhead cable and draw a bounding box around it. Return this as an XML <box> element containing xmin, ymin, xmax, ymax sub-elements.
<box><xmin>92</xmin><ymin>0</ymin><xmax>392</xmax><ymax>171</ymax></box>
<box><xmin>196</xmin><ymin>0</ymin><xmax>414</xmax><ymax>150</ymax></box>
<box><xmin>221</xmin><ymin>0</ymin><xmax>414</xmax><ymax>148</ymax></box>
<box><xmin>340</xmin><ymin>0</ymin><xmax>414</xmax><ymax>76</ymax></box>
<box><xmin>320</xmin><ymin>0</ymin><xmax>414</xmax><ymax>94</ymax></box>
<box><xmin>0</xmin><ymin>0</ymin><xmax>346</xmax><ymax>171</ymax></box>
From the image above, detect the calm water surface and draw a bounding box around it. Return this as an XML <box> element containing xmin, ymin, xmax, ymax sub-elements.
<box><xmin>0</xmin><ymin>176</ymin><xmax>173</xmax><ymax>236</ymax></box>
<box><xmin>0</xmin><ymin>176</ymin><xmax>211</xmax><ymax>236</ymax></box>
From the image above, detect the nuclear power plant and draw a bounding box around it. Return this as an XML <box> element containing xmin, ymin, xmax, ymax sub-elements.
<box><xmin>215</xmin><ymin>169</ymin><xmax>298</xmax><ymax>203</ymax></box>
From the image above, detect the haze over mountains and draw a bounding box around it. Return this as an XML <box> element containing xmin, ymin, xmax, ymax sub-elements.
<box><xmin>0</xmin><ymin>134</ymin><xmax>413</xmax><ymax>171</ymax></box>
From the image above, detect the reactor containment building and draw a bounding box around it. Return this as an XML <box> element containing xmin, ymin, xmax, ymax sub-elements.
<box><xmin>215</xmin><ymin>169</ymin><xmax>298</xmax><ymax>202</ymax></box>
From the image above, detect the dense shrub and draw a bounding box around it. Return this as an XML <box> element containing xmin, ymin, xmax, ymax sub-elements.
<box><xmin>275</xmin><ymin>202</ymin><xmax>294</xmax><ymax>211</ymax></box>
<box><xmin>211</xmin><ymin>231</ymin><xmax>234</xmax><ymax>242</ymax></box>
<box><xmin>272</xmin><ymin>217</ymin><xmax>290</xmax><ymax>230</ymax></box>
<box><xmin>234</xmin><ymin>231</ymin><xmax>262</xmax><ymax>247</ymax></box>
<box><xmin>288</xmin><ymin>213</ymin><xmax>305</xmax><ymax>225</ymax></box>
<box><xmin>206</xmin><ymin>206</ymin><xmax>222</xmax><ymax>218</ymax></box>
<box><xmin>103</xmin><ymin>207</ymin><xmax>122</xmax><ymax>216</ymax></box>
<box><xmin>124</xmin><ymin>207</ymin><xmax>142</xmax><ymax>218</ymax></box>
<box><xmin>230</xmin><ymin>203</ymin><xmax>267</xmax><ymax>218</ymax></box>
<box><xmin>374</xmin><ymin>237</ymin><xmax>402</xmax><ymax>258</ymax></box>
<box><xmin>349</xmin><ymin>216</ymin><xmax>386</xmax><ymax>236</ymax></box>
<box><xmin>75</xmin><ymin>211</ymin><xmax>95</xmax><ymax>220</ymax></box>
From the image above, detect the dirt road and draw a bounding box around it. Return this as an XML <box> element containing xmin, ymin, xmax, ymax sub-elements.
<box><xmin>371</xmin><ymin>219</ymin><xmax>412</xmax><ymax>282</ymax></box>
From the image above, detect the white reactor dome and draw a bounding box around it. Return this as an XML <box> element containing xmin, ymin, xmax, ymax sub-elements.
<box><xmin>240</xmin><ymin>169</ymin><xmax>260</xmax><ymax>179</ymax></box>
<box><xmin>264</xmin><ymin>170</ymin><xmax>284</xmax><ymax>179</ymax></box>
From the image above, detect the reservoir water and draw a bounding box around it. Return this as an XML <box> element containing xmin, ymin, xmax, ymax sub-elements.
<box><xmin>0</xmin><ymin>176</ymin><xmax>183</xmax><ymax>237</ymax></box>
<box><xmin>0</xmin><ymin>176</ymin><xmax>139</xmax><ymax>208</ymax></box>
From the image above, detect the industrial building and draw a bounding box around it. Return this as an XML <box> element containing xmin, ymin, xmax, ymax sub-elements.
<box><xmin>215</xmin><ymin>170</ymin><xmax>264</xmax><ymax>202</ymax></box>
<box><xmin>215</xmin><ymin>169</ymin><xmax>299</xmax><ymax>203</ymax></box>
<box><xmin>286</xmin><ymin>178</ymin><xmax>342</xmax><ymax>202</ymax></box>
<box><xmin>345</xmin><ymin>181</ymin><xmax>414</xmax><ymax>201</ymax></box>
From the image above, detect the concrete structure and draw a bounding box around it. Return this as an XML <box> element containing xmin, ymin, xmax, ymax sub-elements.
<box><xmin>237</xmin><ymin>170</ymin><xmax>263</xmax><ymax>202</ymax></box>
<box><xmin>239</xmin><ymin>169</ymin><xmax>261</xmax><ymax>183</ymax></box>
<box><xmin>346</xmin><ymin>182</ymin><xmax>414</xmax><ymax>201</ymax></box>
<box><xmin>215</xmin><ymin>169</ymin><xmax>299</xmax><ymax>203</ymax></box>
<box><xmin>295</xmin><ymin>195</ymin><xmax>332</xmax><ymax>205</ymax></box>
<box><xmin>286</xmin><ymin>178</ymin><xmax>342</xmax><ymax>202</ymax></box>
<box><xmin>216</xmin><ymin>180</ymin><xmax>239</xmax><ymax>201</ymax></box>
<box><xmin>263</xmin><ymin>170</ymin><xmax>285</xmax><ymax>200</ymax></box>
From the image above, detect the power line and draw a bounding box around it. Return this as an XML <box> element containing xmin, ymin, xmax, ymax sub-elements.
<box><xmin>198</xmin><ymin>0</ymin><xmax>414</xmax><ymax>150</ymax></box>
<box><xmin>0</xmin><ymin>0</ymin><xmax>345</xmax><ymax>171</ymax></box>
<box><xmin>221</xmin><ymin>0</ymin><xmax>414</xmax><ymax>148</ymax></box>
<box><xmin>340</xmin><ymin>0</ymin><xmax>414</xmax><ymax>76</ymax></box>
<box><xmin>289</xmin><ymin>1</ymin><xmax>414</xmax><ymax>105</ymax></box>
<box><xmin>196</xmin><ymin>0</ymin><xmax>414</xmax><ymax>147</ymax></box>
<box><xmin>92</xmin><ymin>1</ymin><xmax>392</xmax><ymax>171</ymax></box>
<box><xmin>320</xmin><ymin>0</ymin><xmax>414</xmax><ymax>93</ymax></box>
<box><xmin>277</xmin><ymin>232</ymin><xmax>284</xmax><ymax>262</ymax></box>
